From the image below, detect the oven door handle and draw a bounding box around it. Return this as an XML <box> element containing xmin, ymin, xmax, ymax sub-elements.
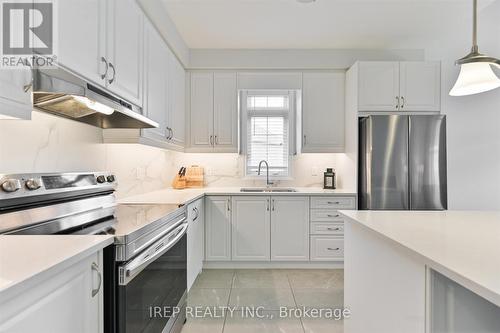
<box><xmin>118</xmin><ymin>221</ymin><xmax>188</xmax><ymax>285</ymax></box>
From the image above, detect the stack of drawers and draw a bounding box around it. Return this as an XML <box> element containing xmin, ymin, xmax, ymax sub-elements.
<box><xmin>309</xmin><ymin>196</ymin><xmax>356</xmax><ymax>261</ymax></box>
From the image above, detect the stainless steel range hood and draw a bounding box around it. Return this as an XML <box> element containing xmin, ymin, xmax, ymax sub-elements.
<box><xmin>32</xmin><ymin>67</ymin><xmax>158</xmax><ymax>129</ymax></box>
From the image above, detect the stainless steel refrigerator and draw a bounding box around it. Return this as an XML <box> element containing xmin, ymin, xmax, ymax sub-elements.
<box><xmin>359</xmin><ymin>115</ymin><xmax>447</xmax><ymax>210</ymax></box>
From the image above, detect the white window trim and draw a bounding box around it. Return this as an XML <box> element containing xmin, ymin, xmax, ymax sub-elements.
<box><xmin>240</xmin><ymin>89</ymin><xmax>297</xmax><ymax>180</ymax></box>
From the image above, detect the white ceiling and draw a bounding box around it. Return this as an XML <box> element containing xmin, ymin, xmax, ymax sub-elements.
<box><xmin>161</xmin><ymin>0</ymin><xmax>496</xmax><ymax>49</ymax></box>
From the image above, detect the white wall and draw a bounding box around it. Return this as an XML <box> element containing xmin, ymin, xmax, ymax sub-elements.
<box><xmin>426</xmin><ymin>1</ymin><xmax>500</xmax><ymax>210</ymax></box>
<box><xmin>0</xmin><ymin>112</ymin><xmax>175</xmax><ymax>198</ymax></box>
<box><xmin>189</xmin><ymin>49</ymin><xmax>424</xmax><ymax>70</ymax></box>
<box><xmin>0</xmin><ymin>112</ymin><xmax>347</xmax><ymax>199</ymax></box>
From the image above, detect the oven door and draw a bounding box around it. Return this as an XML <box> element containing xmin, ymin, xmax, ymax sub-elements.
<box><xmin>117</xmin><ymin>222</ymin><xmax>188</xmax><ymax>333</ymax></box>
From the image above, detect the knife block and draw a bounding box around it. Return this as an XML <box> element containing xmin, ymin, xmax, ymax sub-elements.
<box><xmin>171</xmin><ymin>174</ymin><xmax>187</xmax><ymax>189</ymax></box>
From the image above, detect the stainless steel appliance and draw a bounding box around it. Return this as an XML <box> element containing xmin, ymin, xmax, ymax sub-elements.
<box><xmin>31</xmin><ymin>67</ymin><xmax>158</xmax><ymax>129</ymax></box>
<box><xmin>358</xmin><ymin>115</ymin><xmax>447</xmax><ymax>210</ymax></box>
<box><xmin>0</xmin><ymin>172</ymin><xmax>187</xmax><ymax>333</ymax></box>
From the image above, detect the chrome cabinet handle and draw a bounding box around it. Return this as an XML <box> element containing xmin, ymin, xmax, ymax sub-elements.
<box><xmin>327</xmin><ymin>227</ymin><xmax>341</xmax><ymax>231</ymax></box>
<box><xmin>327</xmin><ymin>201</ymin><xmax>340</xmax><ymax>205</ymax></box>
<box><xmin>266</xmin><ymin>199</ymin><xmax>270</xmax><ymax>211</ymax></box>
<box><xmin>193</xmin><ymin>207</ymin><xmax>199</xmax><ymax>221</ymax></box>
<box><xmin>303</xmin><ymin>135</ymin><xmax>307</xmax><ymax>145</ymax></box>
<box><xmin>170</xmin><ymin>128</ymin><xmax>174</xmax><ymax>140</ymax></box>
<box><xmin>227</xmin><ymin>198</ymin><xmax>231</xmax><ymax>212</ymax></box>
<box><xmin>100</xmin><ymin>57</ymin><xmax>108</xmax><ymax>80</ymax></box>
<box><xmin>401</xmin><ymin>96</ymin><xmax>405</xmax><ymax>109</ymax></box>
<box><xmin>165</xmin><ymin>127</ymin><xmax>170</xmax><ymax>139</ymax></box>
<box><xmin>327</xmin><ymin>214</ymin><xmax>340</xmax><ymax>218</ymax></box>
<box><xmin>395</xmin><ymin>96</ymin><xmax>400</xmax><ymax>109</ymax></box>
<box><xmin>209</xmin><ymin>135</ymin><xmax>213</xmax><ymax>146</ymax></box>
<box><xmin>166</xmin><ymin>127</ymin><xmax>172</xmax><ymax>140</ymax></box>
<box><xmin>327</xmin><ymin>247</ymin><xmax>340</xmax><ymax>251</ymax></box>
<box><xmin>271</xmin><ymin>199</ymin><xmax>275</xmax><ymax>211</ymax></box>
<box><xmin>91</xmin><ymin>262</ymin><xmax>102</xmax><ymax>297</ymax></box>
<box><xmin>214</xmin><ymin>135</ymin><xmax>218</xmax><ymax>145</ymax></box>
<box><xmin>108</xmin><ymin>63</ymin><xmax>116</xmax><ymax>84</ymax></box>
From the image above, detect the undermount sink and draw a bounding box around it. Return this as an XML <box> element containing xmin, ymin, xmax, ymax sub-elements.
<box><xmin>240</xmin><ymin>187</ymin><xmax>297</xmax><ymax>193</ymax></box>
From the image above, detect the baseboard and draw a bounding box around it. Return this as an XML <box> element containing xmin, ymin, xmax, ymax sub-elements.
<box><xmin>203</xmin><ymin>261</ymin><xmax>344</xmax><ymax>269</ymax></box>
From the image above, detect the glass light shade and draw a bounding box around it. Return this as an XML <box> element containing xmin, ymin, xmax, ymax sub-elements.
<box><xmin>449</xmin><ymin>62</ymin><xmax>500</xmax><ymax>96</ymax></box>
<box><xmin>72</xmin><ymin>95</ymin><xmax>115</xmax><ymax>115</ymax></box>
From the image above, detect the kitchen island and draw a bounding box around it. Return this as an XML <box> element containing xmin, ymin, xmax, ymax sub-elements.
<box><xmin>340</xmin><ymin>210</ymin><xmax>500</xmax><ymax>333</ymax></box>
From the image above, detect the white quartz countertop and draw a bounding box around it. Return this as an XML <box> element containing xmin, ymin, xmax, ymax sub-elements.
<box><xmin>0</xmin><ymin>235</ymin><xmax>113</xmax><ymax>299</ymax></box>
<box><xmin>340</xmin><ymin>210</ymin><xmax>500</xmax><ymax>307</ymax></box>
<box><xmin>118</xmin><ymin>187</ymin><xmax>356</xmax><ymax>206</ymax></box>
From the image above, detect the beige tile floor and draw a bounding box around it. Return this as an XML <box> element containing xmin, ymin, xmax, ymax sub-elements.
<box><xmin>182</xmin><ymin>269</ymin><xmax>344</xmax><ymax>333</ymax></box>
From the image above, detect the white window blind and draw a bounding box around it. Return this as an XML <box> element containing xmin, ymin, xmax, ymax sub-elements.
<box><xmin>244</xmin><ymin>92</ymin><xmax>292</xmax><ymax>177</ymax></box>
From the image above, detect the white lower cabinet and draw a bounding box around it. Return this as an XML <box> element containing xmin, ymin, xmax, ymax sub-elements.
<box><xmin>231</xmin><ymin>196</ymin><xmax>271</xmax><ymax>261</ymax></box>
<box><xmin>187</xmin><ymin>198</ymin><xmax>204</xmax><ymax>290</ymax></box>
<box><xmin>271</xmin><ymin>196</ymin><xmax>310</xmax><ymax>261</ymax></box>
<box><xmin>0</xmin><ymin>252</ymin><xmax>103</xmax><ymax>333</ymax></box>
<box><xmin>204</xmin><ymin>194</ymin><xmax>355</xmax><ymax>263</ymax></box>
<box><xmin>205</xmin><ymin>196</ymin><xmax>232</xmax><ymax>261</ymax></box>
<box><xmin>310</xmin><ymin>236</ymin><xmax>344</xmax><ymax>261</ymax></box>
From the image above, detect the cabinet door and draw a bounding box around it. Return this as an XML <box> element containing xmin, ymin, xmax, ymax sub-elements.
<box><xmin>400</xmin><ymin>62</ymin><xmax>441</xmax><ymax>111</ymax></box>
<box><xmin>187</xmin><ymin>198</ymin><xmax>204</xmax><ymax>290</ymax></box>
<box><xmin>205</xmin><ymin>196</ymin><xmax>231</xmax><ymax>261</ymax></box>
<box><xmin>142</xmin><ymin>21</ymin><xmax>169</xmax><ymax>143</ymax></box>
<box><xmin>358</xmin><ymin>62</ymin><xmax>400</xmax><ymax>111</ymax></box>
<box><xmin>213</xmin><ymin>72</ymin><xmax>238</xmax><ymax>152</ymax></box>
<box><xmin>189</xmin><ymin>72</ymin><xmax>214</xmax><ymax>150</ymax></box>
<box><xmin>57</xmin><ymin>0</ymin><xmax>106</xmax><ymax>86</ymax></box>
<box><xmin>231</xmin><ymin>196</ymin><xmax>271</xmax><ymax>261</ymax></box>
<box><xmin>106</xmin><ymin>0</ymin><xmax>143</xmax><ymax>106</ymax></box>
<box><xmin>302</xmin><ymin>72</ymin><xmax>345</xmax><ymax>153</ymax></box>
<box><xmin>0</xmin><ymin>68</ymin><xmax>32</xmax><ymax>119</ymax></box>
<box><xmin>0</xmin><ymin>253</ymin><xmax>103</xmax><ymax>333</ymax></box>
<box><xmin>271</xmin><ymin>196</ymin><xmax>309</xmax><ymax>261</ymax></box>
<box><xmin>169</xmin><ymin>53</ymin><xmax>186</xmax><ymax>147</ymax></box>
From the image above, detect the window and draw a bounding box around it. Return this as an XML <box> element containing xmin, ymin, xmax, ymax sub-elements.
<box><xmin>241</xmin><ymin>90</ymin><xmax>295</xmax><ymax>178</ymax></box>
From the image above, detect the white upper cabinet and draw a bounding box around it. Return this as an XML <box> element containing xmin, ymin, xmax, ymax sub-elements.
<box><xmin>205</xmin><ymin>196</ymin><xmax>232</xmax><ymax>261</ymax></box>
<box><xmin>356</xmin><ymin>61</ymin><xmax>441</xmax><ymax>112</ymax></box>
<box><xmin>399</xmin><ymin>62</ymin><xmax>441</xmax><ymax>111</ymax></box>
<box><xmin>188</xmin><ymin>71</ymin><xmax>238</xmax><ymax>152</ymax></box>
<box><xmin>169</xmin><ymin>55</ymin><xmax>186</xmax><ymax>147</ymax></box>
<box><xmin>271</xmin><ymin>196</ymin><xmax>310</xmax><ymax>261</ymax></box>
<box><xmin>57</xmin><ymin>0</ymin><xmax>143</xmax><ymax>106</ymax></box>
<box><xmin>57</xmin><ymin>0</ymin><xmax>106</xmax><ymax>85</ymax></box>
<box><xmin>189</xmin><ymin>72</ymin><xmax>214</xmax><ymax>149</ymax></box>
<box><xmin>142</xmin><ymin>20</ymin><xmax>169</xmax><ymax>143</ymax></box>
<box><xmin>103</xmin><ymin>7</ymin><xmax>185</xmax><ymax>150</ymax></box>
<box><xmin>106</xmin><ymin>0</ymin><xmax>143</xmax><ymax>106</ymax></box>
<box><xmin>358</xmin><ymin>62</ymin><xmax>400</xmax><ymax>111</ymax></box>
<box><xmin>302</xmin><ymin>72</ymin><xmax>345</xmax><ymax>153</ymax></box>
<box><xmin>231</xmin><ymin>196</ymin><xmax>271</xmax><ymax>261</ymax></box>
<box><xmin>0</xmin><ymin>68</ymin><xmax>32</xmax><ymax>120</ymax></box>
<box><xmin>213</xmin><ymin>72</ymin><xmax>238</xmax><ymax>151</ymax></box>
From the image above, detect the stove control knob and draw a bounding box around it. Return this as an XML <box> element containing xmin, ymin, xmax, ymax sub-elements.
<box><xmin>1</xmin><ymin>179</ymin><xmax>21</xmax><ymax>192</ymax></box>
<box><xmin>96</xmin><ymin>175</ymin><xmax>106</xmax><ymax>184</ymax></box>
<box><xmin>25</xmin><ymin>178</ymin><xmax>41</xmax><ymax>190</ymax></box>
<box><xmin>106</xmin><ymin>175</ymin><xmax>115</xmax><ymax>183</ymax></box>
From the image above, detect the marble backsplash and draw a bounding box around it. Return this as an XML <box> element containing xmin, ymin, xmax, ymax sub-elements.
<box><xmin>0</xmin><ymin>111</ymin><xmax>346</xmax><ymax>199</ymax></box>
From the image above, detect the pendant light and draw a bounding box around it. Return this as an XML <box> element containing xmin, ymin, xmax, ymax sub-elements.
<box><xmin>449</xmin><ymin>0</ymin><xmax>500</xmax><ymax>96</ymax></box>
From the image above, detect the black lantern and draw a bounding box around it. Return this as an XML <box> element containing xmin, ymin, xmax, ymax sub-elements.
<box><xmin>323</xmin><ymin>168</ymin><xmax>336</xmax><ymax>189</ymax></box>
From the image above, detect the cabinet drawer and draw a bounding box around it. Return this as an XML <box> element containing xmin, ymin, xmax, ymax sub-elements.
<box><xmin>310</xmin><ymin>222</ymin><xmax>344</xmax><ymax>235</ymax></box>
<box><xmin>311</xmin><ymin>196</ymin><xmax>355</xmax><ymax>209</ymax></box>
<box><xmin>310</xmin><ymin>236</ymin><xmax>344</xmax><ymax>261</ymax></box>
<box><xmin>310</xmin><ymin>209</ymin><xmax>343</xmax><ymax>222</ymax></box>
